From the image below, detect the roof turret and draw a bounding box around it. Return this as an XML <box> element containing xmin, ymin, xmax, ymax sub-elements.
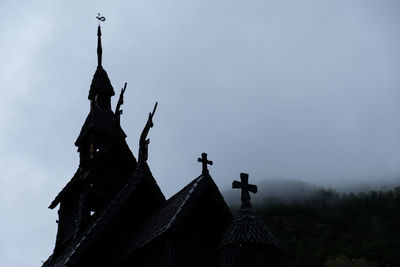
<box><xmin>219</xmin><ymin>173</ymin><xmax>281</xmax><ymax>267</ymax></box>
<box><xmin>88</xmin><ymin>25</ymin><xmax>115</xmax><ymax>100</ymax></box>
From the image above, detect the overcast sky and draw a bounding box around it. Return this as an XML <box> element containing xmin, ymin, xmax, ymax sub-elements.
<box><xmin>0</xmin><ymin>0</ymin><xmax>399</xmax><ymax>266</ymax></box>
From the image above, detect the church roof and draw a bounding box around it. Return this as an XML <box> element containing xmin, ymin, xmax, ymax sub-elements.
<box><xmin>117</xmin><ymin>174</ymin><xmax>233</xmax><ymax>261</ymax></box>
<box><xmin>218</xmin><ymin>174</ymin><xmax>282</xmax><ymax>266</ymax></box>
<box><xmin>88</xmin><ymin>65</ymin><xmax>115</xmax><ymax>100</ymax></box>
<box><xmin>218</xmin><ymin>208</ymin><xmax>282</xmax><ymax>267</ymax></box>
<box><xmin>43</xmin><ymin>164</ymin><xmax>165</xmax><ymax>267</ymax></box>
<box><xmin>49</xmin><ymin>137</ymin><xmax>130</xmax><ymax>209</ymax></box>
<box><xmin>219</xmin><ymin>208</ymin><xmax>280</xmax><ymax>249</ymax></box>
<box><xmin>74</xmin><ymin>108</ymin><xmax>125</xmax><ymax>147</ymax></box>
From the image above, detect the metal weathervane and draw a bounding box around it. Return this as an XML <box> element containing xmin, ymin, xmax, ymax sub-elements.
<box><xmin>96</xmin><ymin>13</ymin><xmax>106</xmax><ymax>23</ymax></box>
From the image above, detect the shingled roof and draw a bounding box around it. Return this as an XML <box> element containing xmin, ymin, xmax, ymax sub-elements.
<box><xmin>75</xmin><ymin>108</ymin><xmax>126</xmax><ymax>147</ymax></box>
<box><xmin>48</xmin><ymin>145</ymin><xmax>111</xmax><ymax>209</ymax></box>
<box><xmin>49</xmin><ymin>138</ymin><xmax>133</xmax><ymax>209</ymax></box>
<box><xmin>88</xmin><ymin>65</ymin><xmax>115</xmax><ymax>100</ymax></box>
<box><xmin>219</xmin><ymin>208</ymin><xmax>280</xmax><ymax>248</ymax></box>
<box><xmin>117</xmin><ymin>174</ymin><xmax>233</xmax><ymax>261</ymax></box>
<box><xmin>219</xmin><ymin>208</ymin><xmax>282</xmax><ymax>267</ymax></box>
<box><xmin>43</xmin><ymin>164</ymin><xmax>165</xmax><ymax>267</ymax></box>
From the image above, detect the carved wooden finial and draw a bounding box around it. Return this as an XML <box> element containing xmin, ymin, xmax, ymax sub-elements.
<box><xmin>138</xmin><ymin>102</ymin><xmax>158</xmax><ymax>164</ymax></box>
<box><xmin>115</xmin><ymin>82</ymin><xmax>127</xmax><ymax>119</ymax></box>
<box><xmin>232</xmin><ymin>173</ymin><xmax>257</xmax><ymax>208</ymax></box>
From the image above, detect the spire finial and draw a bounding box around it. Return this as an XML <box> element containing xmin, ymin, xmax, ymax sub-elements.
<box><xmin>232</xmin><ymin>173</ymin><xmax>258</xmax><ymax>208</ymax></box>
<box><xmin>96</xmin><ymin>14</ymin><xmax>106</xmax><ymax>66</ymax></box>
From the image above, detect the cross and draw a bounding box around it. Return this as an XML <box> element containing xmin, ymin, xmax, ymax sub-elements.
<box><xmin>232</xmin><ymin>173</ymin><xmax>257</xmax><ymax>208</ymax></box>
<box><xmin>198</xmin><ymin>153</ymin><xmax>213</xmax><ymax>175</ymax></box>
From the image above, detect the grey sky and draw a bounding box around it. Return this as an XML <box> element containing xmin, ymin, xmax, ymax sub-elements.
<box><xmin>0</xmin><ymin>0</ymin><xmax>399</xmax><ymax>265</ymax></box>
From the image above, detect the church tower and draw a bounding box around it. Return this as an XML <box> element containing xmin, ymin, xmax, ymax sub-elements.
<box><xmin>219</xmin><ymin>173</ymin><xmax>282</xmax><ymax>267</ymax></box>
<box><xmin>48</xmin><ymin>24</ymin><xmax>138</xmax><ymax>255</ymax></box>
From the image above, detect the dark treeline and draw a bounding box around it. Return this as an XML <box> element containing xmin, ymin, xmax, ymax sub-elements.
<box><xmin>230</xmin><ymin>186</ymin><xmax>400</xmax><ymax>266</ymax></box>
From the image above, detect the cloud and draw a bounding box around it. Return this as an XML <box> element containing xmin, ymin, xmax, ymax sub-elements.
<box><xmin>1</xmin><ymin>1</ymin><xmax>400</xmax><ymax>265</ymax></box>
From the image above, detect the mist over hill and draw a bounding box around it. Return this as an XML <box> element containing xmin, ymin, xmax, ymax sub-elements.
<box><xmin>221</xmin><ymin>178</ymin><xmax>399</xmax><ymax>207</ymax></box>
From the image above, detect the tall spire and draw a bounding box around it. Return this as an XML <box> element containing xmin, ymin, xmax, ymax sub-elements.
<box><xmin>87</xmin><ymin>14</ymin><xmax>115</xmax><ymax>102</ymax></box>
<box><xmin>97</xmin><ymin>25</ymin><xmax>102</xmax><ymax>66</ymax></box>
<box><xmin>96</xmin><ymin>13</ymin><xmax>105</xmax><ymax>66</ymax></box>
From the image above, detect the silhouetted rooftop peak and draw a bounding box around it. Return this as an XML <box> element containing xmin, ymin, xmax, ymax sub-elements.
<box><xmin>88</xmin><ymin>65</ymin><xmax>115</xmax><ymax>100</ymax></box>
<box><xmin>88</xmin><ymin>22</ymin><xmax>115</xmax><ymax>100</ymax></box>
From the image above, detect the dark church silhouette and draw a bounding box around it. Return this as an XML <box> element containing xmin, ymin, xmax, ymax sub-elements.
<box><xmin>43</xmin><ymin>23</ymin><xmax>281</xmax><ymax>267</ymax></box>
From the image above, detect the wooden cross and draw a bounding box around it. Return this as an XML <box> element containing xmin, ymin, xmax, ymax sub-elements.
<box><xmin>198</xmin><ymin>153</ymin><xmax>213</xmax><ymax>175</ymax></box>
<box><xmin>232</xmin><ymin>173</ymin><xmax>257</xmax><ymax>208</ymax></box>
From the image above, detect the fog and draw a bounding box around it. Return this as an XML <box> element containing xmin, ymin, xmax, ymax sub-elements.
<box><xmin>0</xmin><ymin>1</ymin><xmax>399</xmax><ymax>266</ymax></box>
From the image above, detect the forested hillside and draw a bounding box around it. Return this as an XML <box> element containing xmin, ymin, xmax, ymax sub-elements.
<box><xmin>228</xmin><ymin>183</ymin><xmax>400</xmax><ymax>266</ymax></box>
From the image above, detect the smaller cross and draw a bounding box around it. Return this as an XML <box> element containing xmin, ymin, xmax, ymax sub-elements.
<box><xmin>232</xmin><ymin>173</ymin><xmax>257</xmax><ymax>208</ymax></box>
<box><xmin>198</xmin><ymin>153</ymin><xmax>213</xmax><ymax>175</ymax></box>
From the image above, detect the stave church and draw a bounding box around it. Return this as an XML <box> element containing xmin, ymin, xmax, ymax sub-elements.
<box><xmin>43</xmin><ymin>22</ymin><xmax>282</xmax><ymax>267</ymax></box>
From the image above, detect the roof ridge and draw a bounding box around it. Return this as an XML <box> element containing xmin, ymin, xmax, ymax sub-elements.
<box><xmin>166</xmin><ymin>175</ymin><xmax>203</xmax><ymax>229</ymax></box>
<box><xmin>114</xmin><ymin>175</ymin><xmax>210</xmax><ymax>261</ymax></box>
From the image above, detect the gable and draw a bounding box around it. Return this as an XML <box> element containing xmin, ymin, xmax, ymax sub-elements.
<box><xmin>116</xmin><ymin>174</ymin><xmax>233</xmax><ymax>265</ymax></box>
<box><xmin>43</xmin><ymin>164</ymin><xmax>165</xmax><ymax>267</ymax></box>
<box><xmin>49</xmin><ymin>140</ymin><xmax>136</xmax><ymax>210</ymax></box>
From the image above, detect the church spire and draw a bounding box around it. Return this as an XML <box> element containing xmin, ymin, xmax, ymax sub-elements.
<box><xmin>96</xmin><ymin>13</ymin><xmax>105</xmax><ymax>66</ymax></box>
<box><xmin>88</xmin><ymin>15</ymin><xmax>115</xmax><ymax>103</ymax></box>
<box><xmin>97</xmin><ymin>25</ymin><xmax>102</xmax><ymax>66</ymax></box>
